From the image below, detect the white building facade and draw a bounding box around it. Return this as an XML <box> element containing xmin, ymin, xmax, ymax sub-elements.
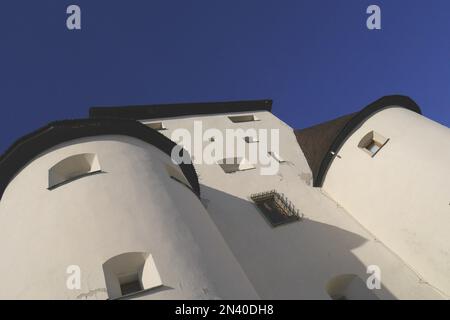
<box><xmin>0</xmin><ymin>95</ymin><xmax>448</xmax><ymax>299</ymax></box>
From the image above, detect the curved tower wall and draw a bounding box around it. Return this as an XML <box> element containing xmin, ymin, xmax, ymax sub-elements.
<box><xmin>322</xmin><ymin>107</ymin><xmax>450</xmax><ymax>296</ymax></box>
<box><xmin>0</xmin><ymin>135</ymin><xmax>258</xmax><ymax>299</ymax></box>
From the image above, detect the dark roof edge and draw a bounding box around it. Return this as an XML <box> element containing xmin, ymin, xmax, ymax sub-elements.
<box><xmin>89</xmin><ymin>99</ymin><xmax>272</xmax><ymax>120</ymax></box>
<box><xmin>314</xmin><ymin>95</ymin><xmax>422</xmax><ymax>187</ymax></box>
<box><xmin>0</xmin><ymin>119</ymin><xmax>200</xmax><ymax>200</ymax></box>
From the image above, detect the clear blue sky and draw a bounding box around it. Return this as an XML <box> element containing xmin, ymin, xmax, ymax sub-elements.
<box><xmin>1</xmin><ymin>1</ymin><xmax>449</xmax><ymax>152</ymax></box>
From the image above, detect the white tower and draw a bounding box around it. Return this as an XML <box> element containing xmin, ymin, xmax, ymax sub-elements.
<box><xmin>318</xmin><ymin>98</ymin><xmax>450</xmax><ymax>297</ymax></box>
<box><xmin>0</xmin><ymin>118</ymin><xmax>257</xmax><ymax>299</ymax></box>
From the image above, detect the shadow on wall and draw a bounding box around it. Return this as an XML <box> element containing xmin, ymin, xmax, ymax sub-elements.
<box><xmin>200</xmin><ymin>184</ymin><xmax>396</xmax><ymax>300</ymax></box>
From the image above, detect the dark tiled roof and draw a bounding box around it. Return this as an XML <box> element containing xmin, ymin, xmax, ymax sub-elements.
<box><xmin>295</xmin><ymin>113</ymin><xmax>355</xmax><ymax>184</ymax></box>
<box><xmin>90</xmin><ymin>99</ymin><xmax>272</xmax><ymax>120</ymax></box>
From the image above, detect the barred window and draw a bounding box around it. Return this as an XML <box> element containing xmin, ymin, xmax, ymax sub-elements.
<box><xmin>251</xmin><ymin>190</ymin><xmax>302</xmax><ymax>227</ymax></box>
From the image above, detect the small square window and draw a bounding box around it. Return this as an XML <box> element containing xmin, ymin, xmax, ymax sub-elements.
<box><xmin>218</xmin><ymin>157</ymin><xmax>255</xmax><ymax>173</ymax></box>
<box><xmin>48</xmin><ymin>153</ymin><xmax>102</xmax><ymax>190</ymax></box>
<box><xmin>244</xmin><ymin>136</ymin><xmax>259</xmax><ymax>143</ymax></box>
<box><xmin>228</xmin><ymin>115</ymin><xmax>259</xmax><ymax>123</ymax></box>
<box><xmin>103</xmin><ymin>252</ymin><xmax>162</xmax><ymax>299</ymax></box>
<box><xmin>358</xmin><ymin>131</ymin><xmax>389</xmax><ymax>157</ymax></box>
<box><xmin>251</xmin><ymin>190</ymin><xmax>301</xmax><ymax>227</ymax></box>
<box><xmin>145</xmin><ymin>121</ymin><xmax>166</xmax><ymax>131</ymax></box>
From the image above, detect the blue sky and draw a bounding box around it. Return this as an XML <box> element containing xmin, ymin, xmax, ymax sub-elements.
<box><xmin>1</xmin><ymin>1</ymin><xmax>449</xmax><ymax>152</ymax></box>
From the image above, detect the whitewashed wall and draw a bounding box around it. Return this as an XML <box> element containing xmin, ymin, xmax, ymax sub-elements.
<box><xmin>322</xmin><ymin>107</ymin><xmax>450</xmax><ymax>297</ymax></box>
<box><xmin>0</xmin><ymin>136</ymin><xmax>258</xmax><ymax>299</ymax></box>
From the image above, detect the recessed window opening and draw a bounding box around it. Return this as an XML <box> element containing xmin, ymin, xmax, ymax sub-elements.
<box><xmin>145</xmin><ymin>121</ymin><xmax>166</xmax><ymax>131</ymax></box>
<box><xmin>250</xmin><ymin>190</ymin><xmax>302</xmax><ymax>227</ymax></box>
<box><xmin>103</xmin><ymin>252</ymin><xmax>162</xmax><ymax>299</ymax></box>
<box><xmin>48</xmin><ymin>153</ymin><xmax>101</xmax><ymax>189</ymax></box>
<box><xmin>218</xmin><ymin>157</ymin><xmax>255</xmax><ymax>173</ymax></box>
<box><xmin>326</xmin><ymin>274</ymin><xmax>379</xmax><ymax>300</ymax></box>
<box><xmin>358</xmin><ymin>131</ymin><xmax>389</xmax><ymax>157</ymax></box>
<box><xmin>228</xmin><ymin>114</ymin><xmax>259</xmax><ymax>123</ymax></box>
<box><xmin>244</xmin><ymin>136</ymin><xmax>259</xmax><ymax>143</ymax></box>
